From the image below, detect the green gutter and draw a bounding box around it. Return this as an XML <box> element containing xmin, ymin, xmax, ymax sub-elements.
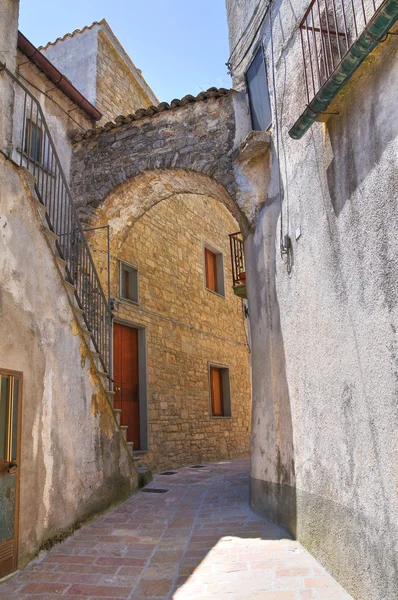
<box><xmin>289</xmin><ymin>0</ymin><xmax>398</xmax><ymax>139</ymax></box>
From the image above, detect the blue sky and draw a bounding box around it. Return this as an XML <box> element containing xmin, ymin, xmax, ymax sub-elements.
<box><xmin>19</xmin><ymin>0</ymin><xmax>232</xmax><ymax>103</ymax></box>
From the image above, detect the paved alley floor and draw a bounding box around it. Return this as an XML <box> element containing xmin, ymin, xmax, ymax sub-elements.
<box><xmin>0</xmin><ymin>459</ymin><xmax>352</xmax><ymax>600</ymax></box>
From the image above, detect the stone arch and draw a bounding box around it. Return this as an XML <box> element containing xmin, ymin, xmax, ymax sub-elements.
<box><xmin>91</xmin><ymin>168</ymin><xmax>251</xmax><ymax>242</ymax></box>
<box><xmin>71</xmin><ymin>92</ymin><xmax>271</xmax><ymax>233</ymax></box>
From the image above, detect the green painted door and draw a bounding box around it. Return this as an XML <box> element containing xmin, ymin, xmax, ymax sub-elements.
<box><xmin>0</xmin><ymin>373</ymin><xmax>21</xmax><ymax>579</ymax></box>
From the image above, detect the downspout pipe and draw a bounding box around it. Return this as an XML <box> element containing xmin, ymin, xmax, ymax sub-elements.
<box><xmin>17</xmin><ymin>31</ymin><xmax>102</xmax><ymax>121</ymax></box>
<box><xmin>289</xmin><ymin>0</ymin><xmax>398</xmax><ymax>139</ymax></box>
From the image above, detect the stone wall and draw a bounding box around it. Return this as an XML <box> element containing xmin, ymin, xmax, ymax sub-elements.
<box><xmin>226</xmin><ymin>0</ymin><xmax>398</xmax><ymax>598</ymax></box>
<box><xmin>70</xmin><ymin>94</ymin><xmax>260</xmax><ymax>234</ymax></box>
<box><xmin>96</xmin><ymin>29</ymin><xmax>154</xmax><ymax>122</ymax></box>
<box><xmin>40</xmin><ymin>21</ymin><xmax>157</xmax><ymax>125</ymax></box>
<box><xmin>0</xmin><ymin>155</ymin><xmax>137</xmax><ymax>567</ymax></box>
<box><xmin>87</xmin><ymin>192</ymin><xmax>251</xmax><ymax>473</ymax></box>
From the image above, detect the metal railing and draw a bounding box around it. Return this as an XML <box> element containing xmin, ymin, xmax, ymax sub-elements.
<box><xmin>229</xmin><ymin>232</ymin><xmax>246</xmax><ymax>287</ymax></box>
<box><xmin>299</xmin><ymin>0</ymin><xmax>384</xmax><ymax>102</ymax></box>
<box><xmin>3</xmin><ymin>64</ymin><xmax>111</xmax><ymax>377</ymax></box>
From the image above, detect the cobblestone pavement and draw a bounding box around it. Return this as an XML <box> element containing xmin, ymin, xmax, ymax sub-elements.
<box><xmin>0</xmin><ymin>459</ymin><xmax>352</xmax><ymax>599</ymax></box>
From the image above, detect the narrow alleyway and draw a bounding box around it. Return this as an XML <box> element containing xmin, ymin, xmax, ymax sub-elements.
<box><xmin>0</xmin><ymin>460</ymin><xmax>352</xmax><ymax>599</ymax></box>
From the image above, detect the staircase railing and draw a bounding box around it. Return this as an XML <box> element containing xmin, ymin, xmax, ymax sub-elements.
<box><xmin>2</xmin><ymin>63</ymin><xmax>111</xmax><ymax>377</ymax></box>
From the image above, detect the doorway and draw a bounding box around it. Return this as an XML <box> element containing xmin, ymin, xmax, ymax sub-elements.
<box><xmin>113</xmin><ymin>323</ymin><xmax>147</xmax><ymax>450</ymax></box>
<box><xmin>0</xmin><ymin>370</ymin><xmax>22</xmax><ymax>579</ymax></box>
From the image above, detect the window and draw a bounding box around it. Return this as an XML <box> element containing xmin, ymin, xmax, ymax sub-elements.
<box><xmin>24</xmin><ymin>118</ymin><xmax>43</xmax><ymax>163</ymax></box>
<box><xmin>246</xmin><ymin>47</ymin><xmax>272</xmax><ymax>131</ymax></box>
<box><xmin>204</xmin><ymin>245</ymin><xmax>225</xmax><ymax>296</ymax></box>
<box><xmin>120</xmin><ymin>262</ymin><xmax>138</xmax><ymax>303</ymax></box>
<box><xmin>209</xmin><ymin>365</ymin><xmax>231</xmax><ymax>418</ymax></box>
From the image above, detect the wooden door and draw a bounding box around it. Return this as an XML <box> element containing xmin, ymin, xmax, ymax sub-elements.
<box><xmin>113</xmin><ymin>324</ymin><xmax>140</xmax><ymax>449</ymax></box>
<box><xmin>0</xmin><ymin>372</ymin><xmax>22</xmax><ymax>579</ymax></box>
<box><xmin>210</xmin><ymin>367</ymin><xmax>224</xmax><ymax>417</ymax></box>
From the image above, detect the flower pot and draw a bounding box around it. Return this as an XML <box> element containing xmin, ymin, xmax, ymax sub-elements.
<box><xmin>238</xmin><ymin>271</ymin><xmax>246</xmax><ymax>284</ymax></box>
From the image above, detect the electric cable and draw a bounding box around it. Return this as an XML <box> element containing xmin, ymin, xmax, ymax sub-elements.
<box><xmin>16</xmin><ymin>68</ymin><xmax>90</xmax><ymax>131</ymax></box>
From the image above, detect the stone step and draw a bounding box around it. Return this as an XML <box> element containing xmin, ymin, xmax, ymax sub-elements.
<box><xmin>42</xmin><ymin>226</ymin><xmax>58</xmax><ymax>251</ymax></box>
<box><xmin>64</xmin><ymin>280</ymin><xmax>77</xmax><ymax>296</ymax></box>
<box><xmin>113</xmin><ymin>408</ymin><xmax>122</xmax><ymax>426</ymax></box>
<box><xmin>106</xmin><ymin>390</ymin><xmax>115</xmax><ymax>408</ymax></box>
<box><xmin>127</xmin><ymin>442</ymin><xmax>134</xmax><ymax>456</ymax></box>
<box><xmin>120</xmin><ymin>425</ymin><xmax>128</xmax><ymax>441</ymax></box>
<box><xmin>32</xmin><ymin>196</ymin><xmax>48</xmax><ymax>218</ymax></box>
<box><xmin>137</xmin><ymin>465</ymin><xmax>153</xmax><ymax>488</ymax></box>
<box><xmin>72</xmin><ymin>304</ymin><xmax>84</xmax><ymax>319</ymax></box>
<box><xmin>55</xmin><ymin>256</ymin><xmax>67</xmax><ymax>272</ymax></box>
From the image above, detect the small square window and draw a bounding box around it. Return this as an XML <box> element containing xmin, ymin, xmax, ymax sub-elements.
<box><xmin>120</xmin><ymin>262</ymin><xmax>138</xmax><ymax>303</ymax></box>
<box><xmin>246</xmin><ymin>47</ymin><xmax>272</xmax><ymax>131</ymax></box>
<box><xmin>204</xmin><ymin>245</ymin><xmax>225</xmax><ymax>296</ymax></box>
<box><xmin>209</xmin><ymin>365</ymin><xmax>231</xmax><ymax>418</ymax></box>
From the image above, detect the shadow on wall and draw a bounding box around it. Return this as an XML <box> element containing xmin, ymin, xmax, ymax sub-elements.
<box><xmin>326</xmin><ymin>37</ymin><xmax>398</xmax><ymax>217</ymax></box>
<box><xmin>245</xmin><ymin>188</ymin><xmax>297</xmax><ymax>538</ymax></box>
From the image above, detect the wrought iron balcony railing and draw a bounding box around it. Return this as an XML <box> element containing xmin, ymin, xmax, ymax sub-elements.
<box><xmin>289</xmin><ymin>0</ymin><xmax>398</xmax><ymax>138</ymax></box>
<box><xmin>3</xmin><ymin>63</ymin><xmax>111</xmax><ymax>377</ymax></box>
<box><xmin>229</xmin><ymin>232</ymin><xmax>247</xmax><ymax>299</ymax></box>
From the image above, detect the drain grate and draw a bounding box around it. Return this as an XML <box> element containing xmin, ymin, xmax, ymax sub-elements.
<box><xmin>189</xmin><ymin>465</ymin><xmax>206</xmax><ymax>469</ymax></box>
<box><xmin>159</xmin><ymin>471</ymin><xmax>177</xmax><ymax>475</ymax></box>
<box><xmin>141</xmin><ymin>488</ymin><xmax>169</xmax><ymax>494</ymax></box>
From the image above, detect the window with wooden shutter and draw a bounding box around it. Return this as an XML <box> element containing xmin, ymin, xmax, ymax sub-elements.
<box><xmin>209</xmin><ymin>364</ymin><xmax>231</xmax><ymax>418</ymax></box>
<box><xmin>205</xmin><ymin>248</ymin><xmax>218</xmax><ymax>293</ymax></box>
<box><xmin>204</xmin><ymin>244</ymin><xmax>225</xmax><ymax>296</ymax></box>
<box><xmin>210</xmin><ymin>367</ymin><xmax>224</xmax><ymax>416</ymax></box>
<box><xmin>120</xmin><ymin>262</ymin><xmax>138</xmax><ymax>303</ymax></box>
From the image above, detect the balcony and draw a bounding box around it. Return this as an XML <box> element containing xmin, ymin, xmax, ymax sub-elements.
<box><xmin>289</xmin><ymin>0</ymin><xmax>398</xmax><ymax>139</ymax></box>
<box><xmin>229</xmin><ymin>232</ymin><xmax>247</xmax><ymax>299</ymax></box>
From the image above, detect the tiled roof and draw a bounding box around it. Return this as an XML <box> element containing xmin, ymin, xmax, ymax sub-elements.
<box><xmin>38</xmin><ymin>20</ymin><xmax>105</xmax><ymax>51</ymax></box>
<box><xmin>71</xmin><ymin>87</ymin><xmax>232</xmax><ymax>143</ymax></box>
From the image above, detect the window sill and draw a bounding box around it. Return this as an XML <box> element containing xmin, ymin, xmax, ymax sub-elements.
<box><xmin>211</xmin><ymin>415</ymin><xmax>232</xmax><ymax>420</ymax></box>
<box><xmin>205</xmin><ymin>287</ymin><xmax>225</xmax><ymax>299</ymax></box>
<box><xmin>119</xmin><ymin>296</ymin><xmax>139</xmax><ymax>307</ymax></box>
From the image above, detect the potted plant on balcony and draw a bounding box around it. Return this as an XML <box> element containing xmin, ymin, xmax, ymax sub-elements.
<box><xmin>238</xmin><ymin>270</ymin><xmax>246</xmax><ymax>284</ymax></box>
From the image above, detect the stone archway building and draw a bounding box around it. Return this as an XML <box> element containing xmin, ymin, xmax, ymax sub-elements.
<box><xmin>70</xmin><ymin>90</ymin><xmax>269</xmax><ymax>472</ymax></box>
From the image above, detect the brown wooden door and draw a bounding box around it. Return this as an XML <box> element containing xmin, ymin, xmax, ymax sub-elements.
<box><xmin>210</xmin><ymin>367</ymin><xmax>224</xmax><ymax>417</ymax></box>
<box><xmin>0</xmin><ymin>372</ymin><xmax>22</xmax><ymax>579</ymax></box>
<box><xmin>113</xmin><ymin>324</ymin><xmax>140</xmax><ymax>449</ymax></box>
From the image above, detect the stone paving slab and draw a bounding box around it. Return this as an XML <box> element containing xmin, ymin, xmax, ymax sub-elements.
<box><xmin>0</xmin><ymin>459</ymin><xmax>353</xmax><ymax>599</ymax></box>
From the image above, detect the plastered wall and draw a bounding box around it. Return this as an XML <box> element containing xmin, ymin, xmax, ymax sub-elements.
<box><xmin>0</xmin><ymin>156</ymin><xmax>137</xmax><ymax>566</ymax></box>
<box><xmin>226</xmin><ymin>0</ymin><xmax>398</xmax><ymax>598</ymax></box>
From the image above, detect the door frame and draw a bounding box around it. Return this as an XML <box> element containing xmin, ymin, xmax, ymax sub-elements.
<box><xmin>0</xmin><ymin>368</ymin><xmax>23</xmax><ymax>580</ymax></box>
<box><xmin>113</xmin><ymin>319</ymin><xmax>148</xmax><ymax>452</ymax></box>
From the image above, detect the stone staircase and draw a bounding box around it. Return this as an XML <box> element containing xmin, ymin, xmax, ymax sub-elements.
<box><xmin>24</xmin><ymin>171</ymin><xmax>138</xmax><ymax>467</ymax></box>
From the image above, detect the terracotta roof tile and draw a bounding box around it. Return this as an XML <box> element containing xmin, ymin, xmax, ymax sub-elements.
<box><xmin>70</xmin><ymin>87</ymin><xmax>232</xmax><ymax>143</ymax></box>
<box><xmin>38</xmin><ymin>20</ymin><xmax>106</xmax><ymax>51</ymax></box>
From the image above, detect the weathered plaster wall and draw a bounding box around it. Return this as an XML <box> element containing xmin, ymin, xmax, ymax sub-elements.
<box><xmin>226</xmin><ymin>0</ymin><xmax>398</xmax><ymax>598</ymax></box>
<box><xmin>0</xmin><ymin>0</ymin><xmax>19</xmax><ymax>156</ymax></box>
<box><xmin>11</xmin><ymin>49</ymin><xmax>94</xmax><ymax>179</ymax></box>
<box><xmin>40</xmin><ymin>26</ymin><xmax>98</xmax><ymax>105</ymax></box>
<box><xmin>88</xmin><ymin>191</ymin><xmax>251</xmax><ymax>473</ymax></box>
<box><xmin>40</xmin><ymin>22</ymin><xmax>157</xmax><ymax>124</ymax></box>
<box><xmin>0</xmin><ymin>155</ymin><xmax>137</xmax><ymax>566</ymax></box>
